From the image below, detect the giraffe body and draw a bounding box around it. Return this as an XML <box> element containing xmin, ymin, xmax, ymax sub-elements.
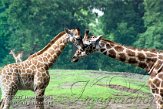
<box><xmin>72</xmin><ymin>31</ymin><xmax>163</xmax><ymax>109</ymax></box>
<box><xmin>0</xmin><ymin>61</ymin><xmax>49</xmax><ymax>109</ymax></box>
<box><xmin>0</xmin><ymin>28</ymin><xmax>82</xmax><ymax>109</ymax></box>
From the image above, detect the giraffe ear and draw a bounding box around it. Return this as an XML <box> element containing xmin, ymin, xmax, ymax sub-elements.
<box><xmin>83</xmin><ymin>29</ymin><xmax>89</xmax><ymax>40</ymax></box>
<box><xmin>64</xmin><ymin>28</ymin><xmax>71</xmax><ymax>34</ymax></box>
<box><xmin>77</xmin><ymin>28</ymin><xmax>80</xmax><ymax>32</ymax></box>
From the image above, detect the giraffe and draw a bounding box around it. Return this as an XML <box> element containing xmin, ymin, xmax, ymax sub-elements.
<box><xmin>9</xmin><ymin>49</ymin><xmax>23</xmax><ymax>63</ymax></box>
<box><xmin>72</xmin><ymin>30</ymin><xmax>163</xmax><ymax>109</ymax></box>
<box><xmin>0</xmin><ymin>28</ymin><xmax>83</xmax><ymax>109</ymax></box>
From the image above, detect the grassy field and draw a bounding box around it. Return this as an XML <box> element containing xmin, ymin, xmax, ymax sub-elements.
<box><xmin>0</xmin><ymin>70</ymin><xmax>155</xmax><ymax>109</ymax></box>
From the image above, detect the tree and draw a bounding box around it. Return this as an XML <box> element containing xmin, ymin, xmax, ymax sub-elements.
<box><xmin>136</xmin><ymin>0</ymin><xmax>163</xmax><ymax>50</ymax></box>
<box><xmin>0</xmin><ymin>0</ymin><xmax>97</xmax><ymax>68</ymax></box>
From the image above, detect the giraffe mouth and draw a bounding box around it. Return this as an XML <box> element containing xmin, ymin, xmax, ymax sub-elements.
<box><xmin>71</xmin><ymin>57</ymin><xmax>79</xmax><ymax>62</ymax></box>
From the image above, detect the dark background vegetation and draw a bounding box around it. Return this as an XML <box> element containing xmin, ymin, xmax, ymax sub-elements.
<box><xmin>0</xmin><ymin>0</ymin><xmax>162</xmax><ymax>74</ymax></box>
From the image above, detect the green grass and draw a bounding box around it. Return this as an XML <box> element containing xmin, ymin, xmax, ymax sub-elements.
<box><xmin>0</xmin><ymin>70</ymin><xmax>150</xmax><ymax>102</ymax></box>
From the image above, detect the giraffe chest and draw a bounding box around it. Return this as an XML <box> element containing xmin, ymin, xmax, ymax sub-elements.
<box><xmin>18</xmin><ymin>72</ymin><xmax>35</xmax><ymax>90</ymax></box>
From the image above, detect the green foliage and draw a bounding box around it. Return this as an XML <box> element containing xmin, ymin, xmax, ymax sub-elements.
<box><xmin>135</xmin><ymin>0</ymin><xmax>163</xmax><ymax>50</ymax></box>
<box><xmin>0</xmin><ymin>0</ymin><xmax>162</xmax><ymax>74</ymax></box>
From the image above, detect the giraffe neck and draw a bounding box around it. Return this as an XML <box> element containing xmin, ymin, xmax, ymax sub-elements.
<box><xmin>10</xmin><ymin>51</ymin><xmax>17</xmax><ymax>59</ymax></box>
<box><xmin>29</xmin><ymin>32</ymin><xmax>68</xmax><ymax>68</ymax></box>
<box><xmin>98</xmin><ymin>39</ymin><xmax>158</xmax><ymax>72</ymax></box>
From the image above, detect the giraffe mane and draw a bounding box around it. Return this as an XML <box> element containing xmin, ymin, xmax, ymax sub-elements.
<box><xmin>101</xmin><ymin>38</ymin><xmax>161</xmax><ymax>53</ymax></box>
<box><xmin>28</xmin><ymin>31</ymin><xmax>66</xmax><ymax>59</ymax></box>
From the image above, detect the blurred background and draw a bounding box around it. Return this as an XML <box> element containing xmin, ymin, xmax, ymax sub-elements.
<box><xmin>0</xmin><ymin>0</ymin><xmax>162</xmax><ymax>74</ymax></box>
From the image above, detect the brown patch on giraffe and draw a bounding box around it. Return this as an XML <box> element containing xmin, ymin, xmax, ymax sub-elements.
<box><xmin>37</xmin><ymin>72</ymin><xmax>41</xmax><ymax>77</ymax></box>
<box><xmin>60</xmin><ymin>45</ymin><xmax>66</xmax><ymax>50</ymax></box>
<box><xmin>56</xmin><ymin>50</ymin><xmax>62</xmax><ymax>56</ymax></box>
<box><xmin>26</xmin><ymin>69</ymin><xmax>32</xmax><ymax>73</ymax></box>
<box><xmin>46</xmin><ymin>53</ymin><xmax>52</xmax><ymax>60</ymax></box>
<box><xmin>42</xmin><ymin>73</ymin><xmax>46</xmax><ymax>77</ymax></box>
<box><xmin>118</xmin><ymin>53</ymin><xmax>126</xmax><ymax>62</ymax></box>
<box><xmin>53</xmin><ymin>46</ymin><xmax>59</xmax><ymax>50</ymax></box>
<box><xmin>3</xmin><ymin>79</ymin><xmax>6</xmax><ymax>83</ymax></box>
<box><xmin>108</xmin><ymin>50</ymin><xmax>116</xmax><ymax>58</ymax></box>
<box><xmin>158</xmin><ymin>74</ymin><xmax>163</xmax><ymax>79</ymax></box>
<box><xmin>128</xmin><ymin>58</ymin><xmax>137</xmax><ymax>64</ymax></box>
<box><xmin>153</xmin><ymin>79</ymin><xmax>161</xmax><ymax>87</ymax></box>
<box><xmin>138</xmin><ymin>53</ymin><xmax>145</xmax><ymax>61</ymax></box>
<box><xmin>37</xmin><ymin>63</ymin><xmax>44</xmax><ymax>68</ymax></box>
<box><xmin>138</xmin><ymin>62</ymin><xmax>147</xmax><ymax>68</ymax></box>
<box><xmin>43</xmin><ymin>57</ymin><xmax>48</xmax><ymax>63</ymax></box>
<box><xmin>160</xmin><ymin>89</ymin><xmax>163</xmax><ymax>96</ymax></box>
<box><xmin>148</xmin><ymin>79</ymin><xmax>154</xmax><ymax>87</ymax></box>
<box><xmin>150</xmin><ymin>49</ymin><xmax>157</xmax><ymax>53</ymax></box>
<box><xmin>49</xmin><ymin>49</ymin><xmax>55</xmax><ymax>55</ymax></box>
<box><xmin>150</xmin><ymin>71</ymin><xmax>158</xmax><ymax>77</ymax></box>
<box><xmin>100</xmin><ymin>48</ymin><xmax>106</xmax><ymax>52</ymax></box>
<box><xmin>29</xmin><ymin>65</ymin><xmax>36</xmax><ymax>70</ymax></box>
<box><xmin>8</xmin><ymin>72</ymin><xmax>12</xmax><ymax>75</ymax></box>
<box><xmin>92</xmin><ymin>46</ymin><xmax>96</xmax><ymax>49</ymax></box>
<box><xmin>146</xmin><ymin>59</ymin><xmax>152</xmax><ymax>63</ymax></box>
<box><xmin>6</xmin><ymin>75</ymin><xmax>9</xmax><ymax>79</ymax></box>
<box><xmin>126</xmin><ymin>49</ymin><xmax>135</xmax><ymax>56</ymax></box>
<box><xmin>155</xmin><ymin>61</ymin><xmax>162</xmax><ymax>69</ymax></box>
<box><xmin>159</xmin><ymin>55</ymin><xmax>163</xmax><ymax>60</ymax></box>
<box><xmin>161</xmin><ymin>82</ymin><xmax>163</xmax><ymax>87</ymax></box>
<box><xmin>114</xmin><ymin>46</ymin><xmax>124</xmax><ymax>52</ymax></box>
<box><xmin>103</xmin><ymin>51</ymin><xmax>107</xmax><ymax>55</ymax></box>
<box><xmin>127</xmin><ymin>46</ymin><xmax>135</xmax><ymax>50</ymax></box>
<box><xmin>26</xmin><ymin>61</ymin><xmax>31</xmax><ymax>65</ymax></box>
<box><xmin>13</xmin><ymin>72</ymin><xmax>17</xmax><ymax>77</ymax></box>
<box><xmin>146</xmin><ymin>53</ymin><xmax>157</xmax><ymax>57</ymax></box>
<box><xmin>106</xmin><ymin>44</ymin><xmax>111</xmax><ymax>49</ymax></box>
<box><xmin>147</xmin><ymin>59</ymin><xmax>157</xmax><ymax>69</ymax></box>
<box><xmin>152</xmin><ymin>88</ymin><xmax>159</xmax><ymax>94</ymax></box>
<box><xmin>37</xmin><ymin>57</ymin><xmax>44</xmax><ymax>63</ymax></box>
<box><xmin>43</xmin><ymin>53</ymin><xmax>48</xmax><ymax>57</ymax></box>
<box><xmin>38</xmin><ymin>77</ymin><xmax>42</xmax><ymax>82</ymax></box>
<box><xmin>101</xmin><ymin>39</ymin><xmax>115</xmax><ymax>48</ymax></box>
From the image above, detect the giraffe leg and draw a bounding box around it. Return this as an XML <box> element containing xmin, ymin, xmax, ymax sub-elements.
<box><xmin>0</xmin><ymin>87</ymin><xmax>17</xmax><ymax>109</ymax></box>
<box><xmin>1</xmin><ymin>94</ymin><xmax>14</xmax><ymax>109</ymax></box>
<box><xmin>150</xmin><ymin>87</ymin><xmax>163</xmax><ymax>109</ymax></box>
<box><xmin>0</xmin><ymin>99</ymin><xmax>4</xmax><ymax>109</ymax></box>
<box><xmin>35</xmin><ymin>89</ymin><xmax>45</xmax><ymax>109</ymax></box>
<box><xmin>153</xmin><ymin>94</ymin><xmax>163</xmax><ymax>109</ymax></box>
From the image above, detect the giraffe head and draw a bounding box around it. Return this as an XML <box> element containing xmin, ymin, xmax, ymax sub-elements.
<box><xmin>9</xmin><ymin>49</ymin><xmax>15</xmax><ymax>54</ymax></box>
<box><xmin>65</xmin><ymin>28</ymin><xmax>84</xmax><ymax>49</ymax></box>
<box><xmin>71</xmin><ymin>30</ymin><xmax>102</xmax><ymax>62</ymax></box>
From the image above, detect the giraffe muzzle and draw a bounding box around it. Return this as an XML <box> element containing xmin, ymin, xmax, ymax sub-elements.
<box><xmin>71</xmin><ymin>56</ymin><xmax>79</xmax><ymax>62</ymax></box>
